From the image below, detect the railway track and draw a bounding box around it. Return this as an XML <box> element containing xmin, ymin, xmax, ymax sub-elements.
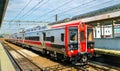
<box><xmin>2</xmin><ymin>42</ymin><xmax>42</xmax><ymax>71</ymax></box>
<box><xmin>2</xmin><ymin>40</ymin><xmax>118</xmax><ymax>71</ymax></box>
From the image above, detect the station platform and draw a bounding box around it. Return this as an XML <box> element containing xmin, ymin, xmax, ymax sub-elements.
<box><xmin>95</xmin><ymin>48</ymin><xmax>120</xmax><ymax>57</ymax></box>
<box><xmin>0</xmin><ymin>42</ymin><xmax>15</xmax><ymax>71</ymax></box>
<box><xmin>94</xmin><ymin>38</ymin><xmax>120</xmax><ymax>57</ymax></box>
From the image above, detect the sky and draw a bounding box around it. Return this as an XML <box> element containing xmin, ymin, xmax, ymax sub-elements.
<box><xmin>1</xmin><ymin>0</ymin><xmax>120</xmax><ymax>34</ymax></box>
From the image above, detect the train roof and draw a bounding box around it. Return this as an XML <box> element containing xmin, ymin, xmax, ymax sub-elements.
<box><xmin>49</xmin><ymin>18</ymin><xmax>71</xmax><ymax>25</ymax></box>
<box><xmin>24</xmin><ymin>27</ymin><xmax>65</xmax><ymax>34</ymax></box>
<box><xmin>25</xmin><ymin>26</ymin><xmax>48</xmax><ymax>33</ymax></box>
<box><xmin>50</xmin><ymin>21</ymin><xmax>84</xmax><ymax>28</ymax></box>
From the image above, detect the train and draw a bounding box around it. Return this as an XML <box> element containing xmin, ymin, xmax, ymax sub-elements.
<box><xmin>6</xmin><ymin>21</ymin><xmax>94</xmax><ymax>65</ymax></box>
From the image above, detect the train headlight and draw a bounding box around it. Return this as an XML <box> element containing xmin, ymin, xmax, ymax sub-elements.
<box><xmin>70</xmin><ymin>45</ymin><xmax>73</xmax><ymax>48</ymax></box>
<box><xmin>69</xmin><ymin>44</ymin><xmax>74</xmax><ymax>50</ymax></box>
<box><xmin>90</xmin><ymin>44</ymin><xmax>93</xmax><ymax>47</ymax></box>
<box><xmin>70</xmin><ymin>50</ymin><xmax>73</xmax><ymax>53</ymax></box>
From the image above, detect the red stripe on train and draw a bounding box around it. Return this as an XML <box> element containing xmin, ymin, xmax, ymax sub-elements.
<box><xmin>45</xmin><ymin>42</ymin><xmax>51</xmax><ymax>47</ymax></box>
<box><xmin>18</xmin><ymin>39</ymin><xmax>52</xmax><ymax>47</ymax></box>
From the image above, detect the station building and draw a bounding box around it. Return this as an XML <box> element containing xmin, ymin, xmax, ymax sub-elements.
<box><xmin>94</xmin><ymin>24</ymin><xmax>120</xmax><ymax>38</ymax></box>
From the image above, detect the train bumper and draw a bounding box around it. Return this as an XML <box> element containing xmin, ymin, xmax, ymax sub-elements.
<box><xmin>71</xmin><ymin>52</ymin><xmax>88</xmax><ymax>66</ymax></box>
<box><xmin>88</xmin><ymin>53</ymin><xmax>93</xmax><ymax>58</ymax></box>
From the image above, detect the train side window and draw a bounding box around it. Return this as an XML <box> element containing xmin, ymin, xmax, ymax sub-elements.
<box><xmin>34</xmin><ymin>37</ymin><xmax>39</xmax><ymax>41</ymax></box>
<box><xmin>30</xmin><ymin>37</ymin><xmax>32</xmax><ymax>40</ymax></box>
<box><xmin>32</xmin><ymin>37</ymin><xmax>33</xmax><ymax>40</ymax></box>
<box><xmin>37</xmin><ymin>37</ymin><xmax>40</xmax><ymax>41</ymax></box>
<box><xmin>34</xmin><ymin>37</ymin><xmax>35</xmax><ymax>40</ymax></box>
<box><xmin>80</xmin><ymin>31</ymin><xmax>84</xmax><ymax>41</ymax></box>
<box><xmin>34</xmin><ymin>37</ymin><xmax>36</xmax><ymax>40</ymax></box>
<box><xmin>45</xmin><ymin>37</ymin><xmax>51</xmax><ymax>41</ymax></box>
<box><xmin>61</xmin><ymin>33</ymin><xmax>64</xmax><ymax>41</ymax></box>
<box><xmin>27</xmin><ymin>37</ymin><xmax>29</xmax><ymax>40</ymax></box>
<box><xmin>25</xmin><ymin>37</ymin><xmax>27</xmax><ymax>40</ymax></box>
<box><xmin>28</xmin><ymin>37</ymin><xmax>30</xmax><ymax>40</ymax></box>
<box><xmin>51</xmin><ymin>36</ymin><xmax>54</xmax><ymax>42</ymax></box>
<box><xmin>29</xmin><ymin>37</ymin><xmax>30</xmax><ymax>40</ymax></box>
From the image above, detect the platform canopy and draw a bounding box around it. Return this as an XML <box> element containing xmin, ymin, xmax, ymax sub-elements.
<box><xmin>0</xmin><ymin>0</ymin><xmax>8</xmax><ymax>27</ymax></box>
<box><xmin>49</xmin><ymin>4</ymin><xmax>120</xmax><ymax>26</ymax></box>
<box><xmin>71</xmin><ymin>3</ymin><xmax>120</xmax><ymax>26</ymax></box>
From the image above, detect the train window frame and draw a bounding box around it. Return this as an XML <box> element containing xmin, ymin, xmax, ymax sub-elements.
<box><xmin>61</xmin><ymin>33</ymin><xmax>64</xmax><ymax>41</ymax></box>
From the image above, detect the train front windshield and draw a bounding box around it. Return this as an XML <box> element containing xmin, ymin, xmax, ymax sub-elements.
<box><xmin>68</xmin><ymin>27</ymin><xmax>78</xmax><ymax>50</ymax></box>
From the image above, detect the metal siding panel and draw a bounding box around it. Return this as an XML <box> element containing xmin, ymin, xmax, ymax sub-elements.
<box><xmin>95</xmin><ymin>38</ymin><xmax>120</xmax><ymax>50</ymax></box>
<box><xmin>51</xmin><ymin>28</ymin><xmax>64</xmax><ymax>45</ymax></box>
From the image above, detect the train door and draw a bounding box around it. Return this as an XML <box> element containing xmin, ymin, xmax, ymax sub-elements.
<box><xmin>68</xmin><ymin>26</ymin><xmax>78</xmax><ymax>54</ymax></box>
<box><xmin>42</xmin><ymin>32</ymin><xmax>46</xmax><ymax>47</ymax></box>
<box><xmin>79</xmin><ymin>24</ymin><xmax>87</xmax><ymax>52</ymax></box>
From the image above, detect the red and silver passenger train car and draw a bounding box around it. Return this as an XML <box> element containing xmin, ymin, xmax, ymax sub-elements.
<box><xmin>8</xmin><ymin>21</ymin><xmax>94</xmax><ymax>65</ymax></box>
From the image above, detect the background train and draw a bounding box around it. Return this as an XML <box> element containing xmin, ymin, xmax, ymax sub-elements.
<box><xmin>6</xmin><ymin>21</ymin><xmax>94</xmax><ymax>65</ymax></box>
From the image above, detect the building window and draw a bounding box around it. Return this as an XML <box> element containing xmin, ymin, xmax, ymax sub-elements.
<box><xmin>98</xmin><ymin>31</ymin><xmax>99</xmax><ymax>33</ymax></box>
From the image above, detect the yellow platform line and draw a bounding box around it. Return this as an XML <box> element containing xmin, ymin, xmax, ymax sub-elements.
<box><xmin>95</xmin><ymin>48</ymin><xmax>120</xmax><ymax>57</ymax></box>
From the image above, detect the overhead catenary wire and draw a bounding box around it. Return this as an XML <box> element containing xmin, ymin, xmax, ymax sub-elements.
<box><xmin>22</xmin><ymin>0</ymin><xmax>50</xmax><ymax>19</ymax></box>
<box><xmin>19</xmin><ymin>0</ymin><xmax>44</xmax><ymax>19</ymax></box>
<box><xmin>57</xmin><ymin>0</ymin><xmax>114</xmax><ymax>19</ymax></box>
<box><xmin>13</xmin><ymin>0</ymin><xmax>33</xmax><ymax>20</ymax></box>
<box><xmin>8</xmin><ymin>0</ymin><xmax>44</xmax><ymax>28</ymax></box>
<box><xmin>57</xmin><ymin>0</ymin><xmax>96</xmax><ymax>15</ymax></box>
<box><xmin>40</xmin><ymin>0</ymin><xmax>96</xmax><ymax>21</ymax></box>
<box><xmin>42</xmin><ymin>0</ymin><xmax>115</xmax><ymax>22</ymax></box>
<box><xmin>8</xmin><ymin>0</ymin><xmax>33</xmax><ymax>24</ymax></box>
<box><xmin>6</xmin><ymin>0</ymin><xmax>118</xmax><ymax>23</ymax></box>
<box><xmin>62</xmin><ymin>0</ymin><xmax>116</xmax><ymax>17</ymax></box>
<box><xmin>33</xmin><ymin>0</ymin><xmax>74</xmax><ymax>20</ymax></box>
